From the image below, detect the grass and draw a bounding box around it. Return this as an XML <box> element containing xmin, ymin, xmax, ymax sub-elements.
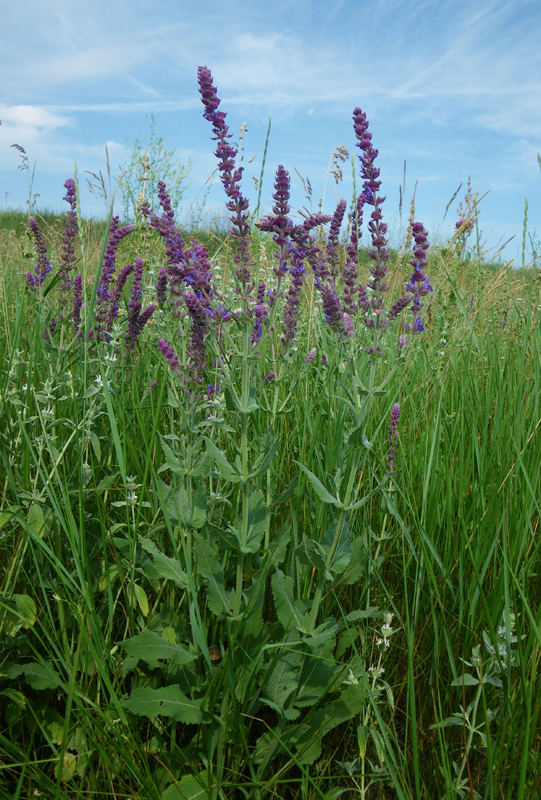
<box><xmin>1</xmin><ymin>80</ymin><xmax>540</xmax><ymax>799</ymax></box>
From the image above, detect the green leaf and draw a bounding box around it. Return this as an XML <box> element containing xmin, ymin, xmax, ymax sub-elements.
<box><xmin>27</xmin><ymin>503</ymin><xmax>45</xmax><ymax>537</ymax></box>
<box><xmin>204</xmin><ymin>437</ymin><xmax>241</xmax><ymax>483</ymax></box>
<box><xmin>133</xmin><ymin>583</ymin><xmax>149</xmax><ymax>617</ymax></box>
<box><xmin>321</xmin><ymin>520</ymin><xmax>352</xmax><ymax>575</ymax></box>
<box><xmin>0</xmin><ymin>509</ymin><xmax>16</xmax><ymax>530</ymax></box>
<box><xmin>139</xmin><ymin>538</ymin><xmax>188</xmax><ymax>588</ymax></box>
<box><xmin>271</xmin><ymin>570</ymin><xmax>307</xmax><ymax>631</ymax></box>
<box><xmin>295</xmin><ymin>463</ymin><xmax>343</xmax><ymax>508</ymax></box>
<box><xmin>248</xmin><ymin>429</ymin><xmax>278</xmax><ymax>479</ymax></box>
<box><xmin>9</xmin><ymin>662</ymin><xmax>61</xmax><ymax>690</ymax></box>
<box><xmin>162</xmin><ymin>770</ymin><xmax>216</xmax><ymax>800</ymax></box>
<box><xmin>242</xmin><ymin>490</ymin><xmax>267</xmax><ymax>553</ymax></box>
<box><xmin>343</xmin><ymin>538</ymin><xmax>369</xmax><ymax>586</ymax></box>
<box><xmin>158</xmin><ymin>436</ymin><xmax>187</xmax><ymax>476</ymax></box>
<box><xmin>194</xmin><ymin>536</ymin><xmax>230</xmax><ymax>617</ymax></box>
<box><xmin>295</xmin><ymin>539</ymin><xmax>328</xmax><ymax>574</ymax></box>
<box><xmin>264</xmin><ymin>644</ymin><xmax>303</xmax><ymax>710</ymax></box>
<box><xmin>15</xmin><ymin>594</ymin><xmax>37</xmax><ymax>628</ymax></box>
<box><xmin>451</xmin><ymin>673</ymin><xmax>479</xmax><ymax>687</ymax></box>
<box><xmin>120</xmin><ymin>630</ymin><xmax>196</xmax><ymax>666</ymax></box>
<box><xmin>122</xmin><ymin>685</ymin><xmax>203</xmax><ymax>724</ymax></box>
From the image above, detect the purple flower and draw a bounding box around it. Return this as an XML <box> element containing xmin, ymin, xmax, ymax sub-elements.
<box><xmin>158</xmin><ymin>338</ymin><xmax>181</xmax><ymax>373</ymax></box>
<box><xmin>252</xmin><ymin>281</ymin><xmax>268</xmax><ymax>344</ymax></box>
<box><xmin>353</xmin><ymin>108</ymin><xmax>390</xmax><ymax>324</ymax></box>
<box><xmin>125</xmin><ymin>258</ymin><xmax>156</xmax><ymax>351</ymax></box>
<box><xmin>185</xmin><ymin>291</ymin><xmax>210</xmax><ymax>389</ymax></box>
<box><xmin>406</xmin><ymin>221</ymin><xmax>432</xmax><ymax>324</ymax></box>
<box><xmin>73</xmin><ymin>274</ymin><xmax>83</xmax><ymax>335</ymax></box>
<box><xmin>305</xmin><ymin>348</ymin><xmax>316</xmax><ymax>363</ymax></box>
<box><xmin>326</xmin><ymin>197</ymin><xmax>346</xmax><ymax>275</ymax></box>
<box><xmin>198</xmin><ymin>66</ymin><xmax>252</xmax><ymax>280</ymax></box>
<box><xmin>387</xmin><ymin>403</ymin><xmax>401</xmax><ymax>475</ymax></box>
<box><xmin>59</xmin><ymin>178</ymin><xmax>78</xmax><ymax>295</ymax></box>
<box><xmin>93</xmin><ymin>217</ymin><xmax>135</xmax><ymax>339</ymax></box>
<box><xmin>25</xmin><ymin>217</ymin><xmax>51</xmax><ymax>289</ymax></box>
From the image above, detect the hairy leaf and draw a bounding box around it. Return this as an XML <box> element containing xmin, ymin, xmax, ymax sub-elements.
<box><xmin>120</xmin><ymin>630</ymin><xmax>196</xmax><ymax>666</ymax></box>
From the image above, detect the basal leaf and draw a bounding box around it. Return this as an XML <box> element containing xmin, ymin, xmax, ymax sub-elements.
<box><xmin>271</xmin><ymin>570</ymin><xmax>307</xmax><ymax>631</ymax></box>
<box><xmin>162</xmin><ymin>770</ymin><xmax>216</xmax><ymax>800</ymax></box>
<box><xmin>120</xmin><ymin>630</ymin><xmax>196</xmax><ymax>666</ymax></box>
<box><xmin>295</xmin><ymin>539</ymin><xmax>328</xmax><ymax>574</ymax></box>
<box><xmin>122</xmin><ymin>685</ymin><xmax>203</xmax><ymax>724</ymax></box>
<box><xmin>159</xmin><ymin>435</ymin><xmax>187</xmax><ymax>475</ymax></box>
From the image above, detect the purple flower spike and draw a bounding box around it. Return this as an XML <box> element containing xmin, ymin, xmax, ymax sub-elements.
<box><xmin>158</xmin><ymin>338</ymin><xmax>181</xmax><ymax>373</ymax></box>
<box><xmin>353</xmin><ymin>107</ymin><xmax>390</xmax><ymax>324</ymax></box>
<box><xmin>326</xmin><ymin>197</ymin><xmax>346</xmax><ymax>275</ymax></box>
<box><xmin>126</xmin><ymin>258</ymin><xmax>155</xmax><ymax>351</ymax></box>
<box><xmin>156</xmin><ymin>267</ymin><xmax>168</xmax><ymax>306</ymax></box>
<box><xmin>406</xmin><ymin>221</ymin><xmax>432</xmax><ymax>324</ymax></box>
<box><xmin>25</xmin><ymin>217</ymin><xmax>51</xmax><ymax>289</ymax></box>
<box><xmin>73</xmin><ymin>274</ymin><xmax>83</xmax><ymax>335</ymax></box>
<box><xmin>387</xmin><ymin>403</ymin><xmax>401</xmax><ymax>475</ymax></box>
<box><xmin>197</xmin><ymin>65</ymin><xmax>252</xmax><ymax>278</ymax></box>
<box><xmin>59</xmin><ymin>178</ymin><xmax>78</xmax><ymax>295</ymax></box>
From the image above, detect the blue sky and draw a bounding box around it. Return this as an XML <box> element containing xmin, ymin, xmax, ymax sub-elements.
<box><xmin>1</xmin><ymin>0</ymin><xmax>540</xmax><ymax>264</ymax></box>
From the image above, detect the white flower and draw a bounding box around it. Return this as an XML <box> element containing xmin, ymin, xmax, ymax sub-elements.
<box><xmin>95</xmin><ymin>376</ymin><xmax>104</xmax><ymax>388</ymax></box>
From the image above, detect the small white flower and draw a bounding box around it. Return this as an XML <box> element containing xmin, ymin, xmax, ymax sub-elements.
<box><xmin>95</xmin><ymin>376</ymin><xmax>104</xmax><ymax>388</ymax></box>
<box><xmin>342</xmin><ymin>669</ymin><xmax>359</xmax><ymax>685</ymax></box>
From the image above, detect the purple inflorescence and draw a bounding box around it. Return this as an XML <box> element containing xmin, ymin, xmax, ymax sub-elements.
<box><xmin>59</xmin><ymin>178</ymin><xmax>78</xmax><ymax>295</ymax></box>
<box><xmin>25</xmin><ymin>217</ymin><xmax>51</xmax><ymax>289</ymax></box>
<box><xmin>72</xmin><ymin>274</ymin><xmax>83</xmax><ymax>335</ymax></box>
<box><xmin>326</xmin><ymin>197</ymin><xmax>347</xmax><ymax>276</ymax></box>
<box><xmin>387</xmin><ymin>403</ymin><xmax>401</xmax><ymax>475</ymax></box>
<box><xmin>158</xmin><ymin>338</ymin><xmax>181</xmax><ymax>373</ymax></box>
<box><xmin>125</xmin><ymin>257</ymin><xmax>156</xmax><ymax>351</ymax></box>
<box><xmin>93</xmin><ymin>217</ymin><xmax>135</xmax><ymax>338</ymax></box>
<box><xmin>252</xmin><ymin>281</ymin><xmax>268</xmax><ymax>344</ymax></box>
<box><xmin>353</xmin><ymin>108</ymin><xmax>390</xmax><ymax>320</ymax></box>
<box><xmin>405</xmin><ymin>221</ymin><xmax>432</xmax><ymax>328</ymax></box>
<box><xmin>156</xmin><ymin>267</ymin><xmax>168</xmax><ymax>306</ymax></box>
<box><xmin>184</xmin><ymin>291</ymin><xmax>210</xmax><ymax>389</ymax></box>
<box><xmin>198</xmin><ymin>65</ymin><xmax>252</xmax><ymax>280</ymax></box>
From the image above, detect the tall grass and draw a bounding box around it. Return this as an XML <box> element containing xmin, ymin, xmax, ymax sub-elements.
<box><xmin>0</xmin><ymin>69</ymin><xmax>540</xmax><ymax>800</ymax></box>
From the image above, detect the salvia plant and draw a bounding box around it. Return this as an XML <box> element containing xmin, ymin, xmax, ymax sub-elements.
<box><xmin>1</xmin><ymin>64</ymin><xmax>539</xmax><ymax>800</ymax></box>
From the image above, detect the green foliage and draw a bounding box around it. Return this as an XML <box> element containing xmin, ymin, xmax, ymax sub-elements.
<box><xmin>116</xmin><ymin>114</ymin><xmax>192</xmax><ymax>222</ymax></box>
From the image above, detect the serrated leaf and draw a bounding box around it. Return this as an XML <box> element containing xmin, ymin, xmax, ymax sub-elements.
<box><xmin>122</xmin><ymin>685</ymin><xmax>203</xmax><ymax>724</ymax></box>
<box><xmin>194</xmin><ymin>536</ymin><xmax>230</xmax><ymax>617</ymax></box>
<box><xmin>271</xmin><ymin>570</ymin><xmax>307</xmax><ymax>631</ymax></box>
<box><xmin>204</xmin><ymin>437</ymin><xmax>241</xmax><ymax>483</ymax></box>
<box><xmin>10</xmin><ymin>662</ymin><xmax>61</xmax><ymax>690</ymax></box>
<box><xmin>345</xmin><ymin>607</ymin><xmax>380</xmax><ymax>622</ymax></box>
<box><xmin>248</xmin><ymin>430</ymin><xmax>278</xmax><ymax>479</ymax></box>
<box><xmin>158</xmin><ymin>436</ymin><xmax>186</xmax><ymax>475</ymax></box>
<box><xmin>120</xmin><ymin>630</ymin><xmax>196</xmax><ymax>666</ymax></box>
<box><xmin>0</xmin><ymin>510</ymin><xmax>16</xmax><ymax>530</ymax></box>
<box><xmin>139</xmin><ymin>537</ymin><xmax>188</xmax><ymax>588</ymax></box>
<box><xmin>295</xmin><ymin>538</ymin><xmax>328</xmax><ymax>573</ymax></box>
<box><xmin>264</xmin><ymin>643</ymin><xmax>303</xmax><ymax>710</ymax></box>
<box><xmin>295</xmin><ymin>463</ymin><xmax>343</xmax><ymax>508</ymax></box>
<box><xmin>242</xmin><ymin>490</ymin><xmax>267</xmax><ymax>553</ymax></box>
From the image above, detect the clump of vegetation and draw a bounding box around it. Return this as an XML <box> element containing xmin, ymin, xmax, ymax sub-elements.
<box><xmin>0</xmin><ymin>67</ymin><xmax>540</xmax><ymax>800</ymax></box>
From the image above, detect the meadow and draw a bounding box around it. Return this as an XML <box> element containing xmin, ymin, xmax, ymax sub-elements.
<box><xmin>0</xmin><ymin>66</ymin><xmax>540</xmax><ymax>800</ymax></box>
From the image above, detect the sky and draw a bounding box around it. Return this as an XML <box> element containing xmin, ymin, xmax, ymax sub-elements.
<box><xmin>1</xmin><ymin>0</ymin><xmax>540</xmax><ymax>265</ymax></box>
